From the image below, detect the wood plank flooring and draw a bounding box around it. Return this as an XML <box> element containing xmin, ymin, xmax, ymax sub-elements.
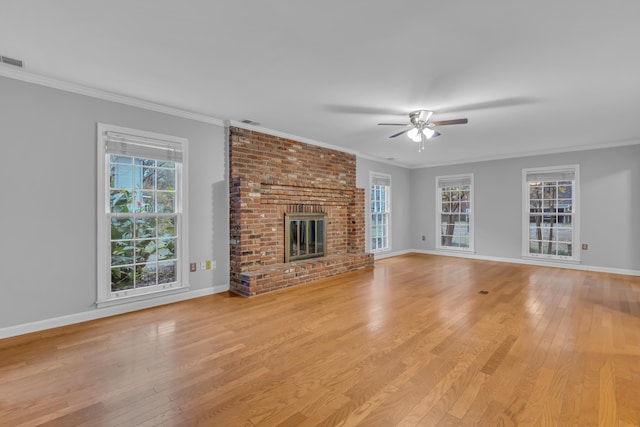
<box><xmin>1</xmin><ymin>254</ymin><xmax>640</xmax><ymax>426</ymax></box>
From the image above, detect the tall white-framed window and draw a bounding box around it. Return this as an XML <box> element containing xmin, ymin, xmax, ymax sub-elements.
<box><xmin>97</xmin><ymin>123</ymin><xmax>188</xmax><ymax>307</ymax></box>
<box><xmin>436</xmin><ymin>174</ymin><xmax>474</xmax><ymax>251</ymax></box>
<box><xmin>370</xmin><ymin>172</ymin><xmax>391</xmax><ymax>252</ymax></box>
<box><xmin>522</xmin><ymin>165</ymin><xmax>579</xmax><ymax>261</ymax></box>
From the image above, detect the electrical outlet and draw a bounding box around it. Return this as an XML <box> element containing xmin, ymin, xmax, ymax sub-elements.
<box><xmin>421</xmin><ymin>235</ymin><xmax>426</xmax><ymax>241</ymax></box>
<box><xmin>190</xmin><ymin>263</ymin><xmax>197</xmax><ymax>272</ymax></box>
<box><xmin>582</xmin><ymin>243</ymin><xmax>588</xmax><ymax>250</ymax></box>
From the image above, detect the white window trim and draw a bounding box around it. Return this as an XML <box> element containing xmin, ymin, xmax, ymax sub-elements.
<box><xmin>96</xmin><ymin>123</ymin><xmax>189</xmax><ymax>307</ymax></box>
<box><xmin>435</xmin><ymin>173</ymin><xmax>475</xmax><ymax>253</ymax></box>
<box><xmin>369</xmin><ymin>172</ymin><xmax>392</xmax><ymax>253</ymax></box>
<box><xmin>521</xmin><ymin>164</ymin><xmax>580</xmax><ymax>263</ymax></box>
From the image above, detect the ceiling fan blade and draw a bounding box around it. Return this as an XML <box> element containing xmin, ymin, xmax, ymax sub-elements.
<box><xmin>378</xmin><ymin>123</ymin><xmax>410</xmax><ymax>126</ymax></box>
<box><xmin>438</xmin><ymin>97</ymin><xmax>538</xmax><ymax>114</ymax></box>
<box><xmin>432</xmin><ymin>130</ymin><xmax>441</xmax><ymax>138</ymax></box>
<box><xmin>389</xmin><ymin>128</ymin><xmax>412</xmax><ymax>138</ymax></box>
<box><xmin>431</xmin><ymin>118</ymin><xmax>468</xmax><ymax>126</ymax></box>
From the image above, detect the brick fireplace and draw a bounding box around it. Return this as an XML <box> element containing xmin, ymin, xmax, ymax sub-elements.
<box><xmin>229</xmin><ymin>127</ymin><xmax>374</xmax><ymax>296</ymax></box>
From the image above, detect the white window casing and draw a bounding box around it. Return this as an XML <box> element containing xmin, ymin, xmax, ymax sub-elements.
<box><xmin>97</xmin><ymin>123</ymin><xmax>189</xmax><ymax>307</ymax></box>
<box><xmin>522</xmin><ymin>164</ymin><xmax>580</xmax><ymax>262</ymax></box>
<box><xmin>436</xmin><ymin>174</ymin><xmax>474</xmax><ymax>252</ymax></box>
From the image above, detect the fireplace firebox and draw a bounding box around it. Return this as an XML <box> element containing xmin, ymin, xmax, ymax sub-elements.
<box><xmin>284</xmin><ymin>212</ymin><xmax>327</xmax><ymax>262</ymax></box>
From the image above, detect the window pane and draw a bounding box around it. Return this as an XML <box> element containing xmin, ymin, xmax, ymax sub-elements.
<box><xmin>529</xmin><ymin>185</ymin><xmax>542</xmax><ymax>199</ymax></box>
<box><xmin>135</xmin><ymin>239</ymin><xmax>156</xmax><ymax>263</ymax></box>
<box><xmin>136</xmin><ymin>218</ymin><xmax>156</xmax><ymax>238</ymax></box>
<box><xmin>111</xmin><ymin>266</ymin><xmax>134</xmax><ymax>291</ymax></box>
<box><xmin>136</xmin><ymin>263</ymin><xmax>157</xmax><ymax>288</ymax></box>
<box><xmin>157</xmin><ymin>191</ymin><xmax>175</xmax><ymax>213</ymax></box>
<box><xmin>110</xmin><ymin>163</ymin><xmax>133</xmax><ymax>189</ymax></box>
<box><xmin>158</xmin><ymin>261</ymin><xmax>177</xmax><ymax>284</ymax></box>
<box><xmin>110</xmin><ymin>155</ymin><xmax>133</xmax><ymax>165</ymax></box>
<box><xmin>543</xmin><ymin>184</ymin><xmax>556</xmax><ymax>199</ymax></box>
<box><xmin>157</xmin><ymin>168</ymin><xmax>175</xmax><ymax>190</ymax></box>
<box><xmin>157</xmin><ymin>238</ymin><xmax>176</xmax><ymax>260</ymax></box>
<box><xmin>529</xmin><ymin>241</ymin><xmax>542</xmax><ymax>254</ymax></box>
<box><xmin>135</xmin><ymin>190</ymin><xmax>155</xmax><ymax>212</ymax></box>
<box><xmin>141</xmin><ymin>166</ymin><xmax>156</xmax><ymax>190</ymax></box>
<box><xmin>110</xmin><ymin>190</ymin><xmax>132</xmax><ymax>213</ymax></box>
<box><xmin>530</xmin><ymin>200</ymin><xmax>542</xmax><ymax>213</ymax></box>
<box><xmin>158</xmin><ymin>217</ymin><xmax>176</xmax><ymax>237</ymax></box>
<box><xmin>542</xmin><ymin>242</ymin><xmax>557</xmax><ymax>255</ymax></box>
<box><xmin>529</xmin><ymin>225</ymin><xmax>542</xmax><ymax>240</ymax></box>
<box><xmin>111</xmin><ymin>217</ymin><xmax>134</xmax><ymax>239</ymax></box>
<box><xmin>557</xmin><ymin>215</ymin><xmax>572</xmax><ymax>225</ymax></box>
<box><xmin>557</xmin><ymin>226</ymin><xmax>572</xmax><ymax>242</ymax></box>
<box><xmin>111</xmin><ymin>241</ymin><xmax>134</xmax><ymax>266</ymax></box>
<box><xmin>558</xmin><ymin>243</ymin><xmax>572</xmax><ymax>257</ymax></box>
<box><xmin>541</xmin><ymin>224</ymin><xmax>554</xmax><ymax>240</ymax></box>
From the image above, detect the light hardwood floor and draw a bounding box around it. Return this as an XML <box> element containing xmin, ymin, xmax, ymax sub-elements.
<box><xmin>1</xmin><ymin>254</ymin><xmax>640</xmax><ymax>426</ymax></box>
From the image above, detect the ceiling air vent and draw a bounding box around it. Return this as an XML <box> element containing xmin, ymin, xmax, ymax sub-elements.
<box><xmin>1</xmin><ymin>55</ymin><xmax>24</xmax><ymax>68</ymax></box>
<box><xmin>241</xmin><ymin>119</ymin><xmax>261</xmax><ymax>126</ymax></box>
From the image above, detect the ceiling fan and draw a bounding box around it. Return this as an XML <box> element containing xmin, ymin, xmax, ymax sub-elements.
<box><xmin>378</xmin><ymin>110</ymin><xmax>468</xmax><ymax>152</ymax></box>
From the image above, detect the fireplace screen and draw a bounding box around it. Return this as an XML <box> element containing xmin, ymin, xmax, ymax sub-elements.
<box><xmin>284</xmin><ymin>213</ymin><xmax>327</xmax><ymax>262</ymax></box>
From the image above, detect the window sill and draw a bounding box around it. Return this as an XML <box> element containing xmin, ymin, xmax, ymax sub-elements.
<box><xmin>436</xmin><ymin>247</ymin><xmax>475</xmax><ymax>254</ymax></box>
<box><xmin>522</xmin><ymin>255</ymin><xmax>580</xmax><ymax>265</ymax></box>
<box><xmin>96</xmin><ymin>285</ymin><xmax>190</xmax><ymax>308</ymax></box>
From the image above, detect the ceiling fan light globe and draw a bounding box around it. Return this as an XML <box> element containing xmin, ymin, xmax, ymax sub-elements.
<box><xmin>422</xmin><ymin>127</ymin><xmax>436</xmax><ymax>139</ymax></box>
<box><xmin>407</xmin><ymin>128</ymin><xmax>420</xmax><ymax>142</ymax></box>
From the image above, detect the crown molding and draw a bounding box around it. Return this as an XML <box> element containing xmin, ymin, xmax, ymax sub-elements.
<box><xmin>407</xmin><ymin>138</ymin><xmax>640</xmax><ymax>169</ymax></box>
<box><xmin>0</xmin><ymin>65</ymin><xmax>225</xmax><ymax>126</ymax></box>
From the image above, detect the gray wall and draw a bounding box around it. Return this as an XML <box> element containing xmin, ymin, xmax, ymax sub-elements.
<box><xmin>0</xmin><ymin>77</ymin><xmax>229</xmax><ymax>329</ymax></box>
<box><xmin>357</xmin><ymin>157</ymin><xmax>413</xmax><ymax>255</ymax></box>
<box><xmin>410</xmin><ymin>144</ymin><xmax>640</xmax><ymax>271</ymax></box>
<box><xmin>2</xmin><ymin>74</ymin><xmax>637</xmax><ymax>334</ymax></box>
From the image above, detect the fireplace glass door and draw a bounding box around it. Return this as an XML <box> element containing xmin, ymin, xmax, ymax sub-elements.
<box><xmin>285</xmin><ymin>213</ymin><xmax>326</xmax><ymax>262</ymax></box>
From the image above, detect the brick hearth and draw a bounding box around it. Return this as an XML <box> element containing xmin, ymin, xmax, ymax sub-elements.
<box><xmin>229</xmin><ymin>127</ymin><xmax>373</xmax><ymax>296</ymax></box>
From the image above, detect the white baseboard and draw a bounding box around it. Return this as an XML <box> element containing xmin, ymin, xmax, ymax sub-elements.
<box><xmin>0</xmin><ymin>284</ymin><xmax>229</xmax><ymax>339</ymax></box>
<box><xmin>373</xmin><ymin>249</ymin><xmax>413</xmax><ymax>260</ymax></box>
<box><xmin>412</xmin><ymin>249</ymin><xmax>640</xmax><ymax>277</ymax></box>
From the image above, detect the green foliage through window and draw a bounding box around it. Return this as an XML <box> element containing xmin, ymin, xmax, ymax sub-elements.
<box><xmin>109</xmin><ymin>155</ymin><xmax>178</xmax><ymax>292</ymax></box>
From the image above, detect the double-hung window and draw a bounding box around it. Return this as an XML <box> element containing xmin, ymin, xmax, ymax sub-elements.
<box><xmin>370</xmin><ymin>173</ymin><xmax>391</xmax><ymax>252</ymax></box>
<box><xmin>523</xmin><ymin>165</ymin><xmax>579</xmax><ymax>261</ymax></box>
<box><xmin>436</xmin><ymin>174</ymin><xmax>474</xmax><ymax>251</ymax></box>
<box><xmin>97</xmin><ymin>124</ymin><xmax>188</xmax><ymax>306</ymax></box>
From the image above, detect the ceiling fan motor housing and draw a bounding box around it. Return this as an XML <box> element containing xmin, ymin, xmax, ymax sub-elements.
<box><xmin>410</xmin><ymin>110</ymin><xmax>433</xmax><ymax>125</ymax></box>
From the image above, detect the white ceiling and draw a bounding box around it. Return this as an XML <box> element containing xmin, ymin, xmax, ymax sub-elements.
<box><xmin>2</xmin><ymin>1</ymin><xmax>640</xmax><ymax>167</ymax></box>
